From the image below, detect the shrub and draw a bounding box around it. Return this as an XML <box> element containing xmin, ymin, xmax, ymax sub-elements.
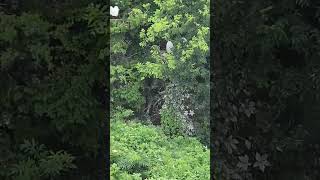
<box><xmin>110</xmin><ymin>121</ymin><xmax>210</xmax><ymax>180</ymax></box>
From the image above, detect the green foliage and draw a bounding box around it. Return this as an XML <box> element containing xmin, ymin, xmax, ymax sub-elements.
<box><xmin>111</xmin><ymin>164</ymin><xmax>142</xmax><ymax>180</ymax></box>
<box><xmin>2</xmin><ymin>139</ymin><xmax>75</xmax><ymax>180</ymax></box>
<box><xmin>111</xmin><ymin>106</ymin><xmax>134</xmax><ymax>122</ymax></box>
<box><xmin>110</xmin><ymin>120</ymin><xmax>209</xmax><ymax>180</ymax></box>
<box><xmin>110</xmin><ymin>0</ymin><xmax>210</xmax><ymax>178</ymax></box>
<box><xmin>213</xmin><ymin>0</ymin><xmax>320</xmax><ymax>179</ymax></box>
<box><xmin>160</xmin><ymin>106</ymin><xmax>183</xmax><ymax>136</ymax></box>
<box><xmin>110</xmin><ymin>0</ymin><xmax>210</xmax><ymax>144</ymax></box>
<box><xmin>0</xmin><ymin>1</ymin><xmax>107</xmax><ymax>179</ymax></box>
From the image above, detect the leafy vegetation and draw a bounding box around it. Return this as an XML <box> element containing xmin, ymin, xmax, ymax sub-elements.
<box><xmin>8</xmin><ymin>0</ymin><xmax>320</xmax><ymax>179</ymax></box>
<box><xmin>110</xmin><ymin>0</ymin><xmax>209</xmax><ymax>137</ymax></box>
<box><xmin>213</xmin><ymin>0</ymin><xmax>320</xmax><ymax>179</ymax></box>
<box><xmin>0</xmin><ymin>1</ymin><xmax>107</xmax><ymax>179</ymax></box>
<box><xmin>110</xmin><ymin>120</ymin><xmax>209</xmax><ymax>180</ymax></box>
<box><xmin>110</xmin><ymin>0</ymin><xmax>210</xmax><ymax>179</ymax></box>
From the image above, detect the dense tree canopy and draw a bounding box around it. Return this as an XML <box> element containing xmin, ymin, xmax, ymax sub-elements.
<box><xmin>110</xmin><ymin>0</ymin><xmax>210</xmax><ymax>143</ymax></box>
<box><xmin>110</xmin><ymin>0</ymin><xmax>210</xmax><ymax>178</ymax></box>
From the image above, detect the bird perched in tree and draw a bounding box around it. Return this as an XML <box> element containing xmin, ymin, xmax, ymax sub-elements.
<box><xmin>110</xmin><ymin>6</ymin><xmax>119</xmax><ymax>17</ymax></box>
<box><xmin>166</xmin><ymin>41</ymin><xmax>174</xmax><ymax>53</ymax></box>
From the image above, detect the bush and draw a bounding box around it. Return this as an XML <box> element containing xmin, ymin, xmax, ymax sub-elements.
<box><xmin>110</xmin><ymin>121</ymin><xmax>210</xmax><ymax>180</ymax></box>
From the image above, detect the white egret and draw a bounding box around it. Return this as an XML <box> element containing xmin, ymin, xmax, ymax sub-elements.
<box><xmin>166</xmin><ymin>41</ymin><xmax>173</xmax><ymax>53</ymax></box>
<box><xmin>110</xmin><ymin>6</ymin><xmax>119</xmax><ymax>17</ymax></box>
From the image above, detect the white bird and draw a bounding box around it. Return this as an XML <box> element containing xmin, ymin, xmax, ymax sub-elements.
<box><xmin>166</xmin><ymin>41</ymin><xmax>173</xmax><ymax>53</ymax></box>
<box><xmin>110</xmin><ymin>6</ymin><xmax>119</xmax><ymax>17</ymax></box>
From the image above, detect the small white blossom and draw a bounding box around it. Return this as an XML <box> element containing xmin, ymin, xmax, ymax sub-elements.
<box><xmin>110</xmin><ymin>6</ymin><xmax>119</xmax><ymax>17</ymax></box>
<box><xmin>181</xmin><ymin>37</ymin><xmax>187</xmax><ymax>43</ymax></box>
<box><xmin>186</xmin><ymin>123</ymin><xmax>195</xmax><ymax>135</ymax></box>
<box><xmin>188</xmin><ymin>124</ymin><xmax>194</xmax><ymax>130</ymax></box>
<box><xmin>189</xmin><ymin>110</ymin><xmax>195</xmax><ymax>116</ymax></box>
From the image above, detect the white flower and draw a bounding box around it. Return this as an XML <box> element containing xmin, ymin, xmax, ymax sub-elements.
<box><xmin>186</xmin><ymin>123</ymin><xmax>195</xmax><ymax>135</ymax></box>
<box><xmin>110</xmin><ymin>6</ymin><xmax>119</xmax><ymax>17</ymax></box>
<box><xmin>188</xmin><ymin>124</ymin><xmax>194</xmax><ymax>130</ymax></box>
<box><xmin>189</xmin><ymin>110</ymin><xmax>195</xmax><ymax>116</ymax></box>
<box><xmin>184</xmin><ymin>110</ymin><xmax>189</xmax><ymax>116</ymax></box>
<box><xmin>181</xmin><ymin>37</ymin><xmax>187</xmax><ymax>43</ymax></box>
<box><xmin>166</xmin><ymin>41</ymin><xmax>174</xmax><ymax>53</ymax></box>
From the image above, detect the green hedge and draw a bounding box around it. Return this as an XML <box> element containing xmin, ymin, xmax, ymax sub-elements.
<box><xmin>110</xmin><ymin>121</ymin><xmax>210</xmax><ymax>180</ymax></box>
